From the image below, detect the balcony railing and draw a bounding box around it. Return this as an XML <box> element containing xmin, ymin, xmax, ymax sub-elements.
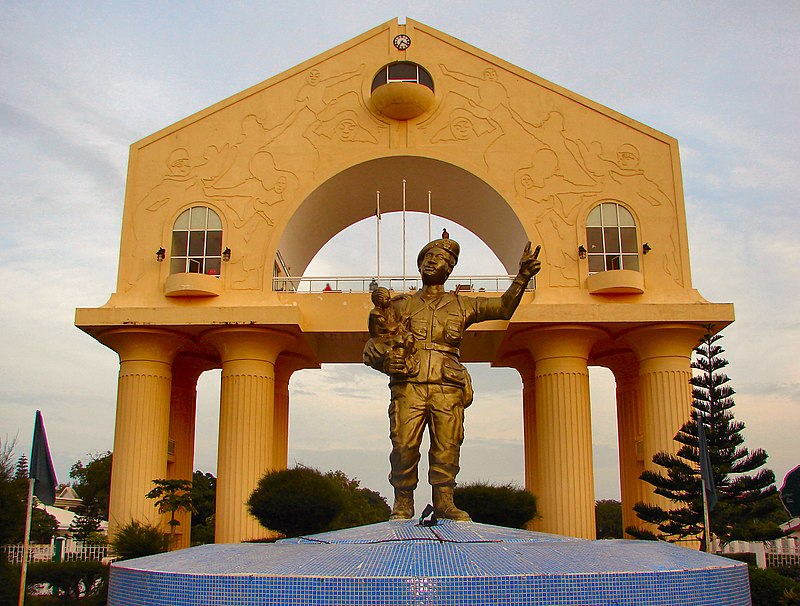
<box><xmin>272</xmin><ymin>275</ymin><xmax>535</xmax><ymax>294</ymax></box>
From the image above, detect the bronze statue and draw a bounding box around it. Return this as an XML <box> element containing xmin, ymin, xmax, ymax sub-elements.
<box><xmin>364</xmin><ymin>239</ymin><xmax>541</xmax><ymax>521</ymax></box>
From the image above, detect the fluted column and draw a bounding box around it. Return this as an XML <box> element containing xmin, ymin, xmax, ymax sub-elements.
<box><xmin>502</xmin><ymin>352</ymin><xmax>538</xmax><ymax>501</ymax></box>
<box><xmin>602</xmin><ymin>352</ymin><xmax>644</xmax><ymax>536</ymax></box>
<box><xmin>104</xmin><ymin>329</ymin><xmax>185</xmax><ymax>539</ymax></box>
<box><xmin>166</xmin><ymin>355</ymin><xmax>212</xmax><ymax>549</ymax></box>
<box><xmin>204</xmin><ymin>327</ymin><xmax>293</xmax><ymax>543</ymax></box>
<box><xmin>622</xmin><ymin>324</ymin><xmax>704</xmax><ymax>511</ymax></box>
<box><xmin>272</xmin><ymin>355</ymin><xmax>300</xmax><ymax>470</ymax></box>
<box><xmin>525</xmin><ymin>325</ymin><xmax>604</xmax><ymax>539</ymax></box>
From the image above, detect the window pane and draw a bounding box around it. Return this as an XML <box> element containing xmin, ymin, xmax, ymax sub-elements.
<box><xmin>586</xmin><ymin>206</ymin><xmax>602</xmax><ymax>227</ymax></box>
<box><xmin>604</xmin><ymin>227</ymin><xmax>621</xmax><ymax>253</ymax></box>
<box><xmin>620</xmin><ymin>227</ymin><xmax>638</xmax><ymax>253</ymax></box>
<box><xmin>172</xmin><ymin>231</ymin><xmax>188</xmax><ymax>255</ymax></box>
<box><xmin>588</xmin><ymin>255</ymin><xmax>604</xmax><ymax>273</ymax></box>
<box><xmin>418</xmin><ymin>69</ymin><xmax>434</xmax><ymax>90</ymax></box>
<box><xmin>388</xmin><ymin>62</ymin><xmax>417</xmax><ymax>81</ymax></box>
<box><xmin>188</xmin><ymin>231</ymin><xmax>205</xmax><ymax>256</ymax></box>
<box><xmin>618</xmin><ymin>206</ymin><xmax>635</xmax><ymax>227</ymax></box>
<box><xmin>606</xmin><ymin>255</ymin><xmax>622</xmax><ymax>271</ymax></box>
<box><xmin>205</xmin><ymin>258</ymin><xmax>221</xmax><ymax>276</ymax></box>
<box><xmin>586</xmin><ymin>227</ymin><xmax>604</xmax><ymax>253</ymax></box>
<box><xmin>190</xmin><ymin>207</ymin><xmax>207</xmax><ymax>229</ymax></box>
<box><xmin>206</xmin><ymin>230</ymin><xmax>222</xmax><ymax>256</ymax></box>
<box><xmin>622</xmin><ymin>255</ymin><xmax>640</xmax><ymax>271</ymax></box>
<box><xmin>188</xmin><ymin>258</ymin><xmax>203</xmax><ymax>273</ymax></box>
<box><xmin>174</xmin><ymin>210</ymin><xmax>190</xmax><ymax>230</ymax></box>
<box><xmin>207</xmin><ymin>210</ymin><xmax>222</xmax><ymax>230</ymax></box>
<box><xmin>170</xmin><ymin>258</ymin><xmax>186</xmax><ymax>274</ymax></box>
<box><xmin>601</xmin><ymin>203</ymin><xmax>618</xmax><ymax>226</ymax></box>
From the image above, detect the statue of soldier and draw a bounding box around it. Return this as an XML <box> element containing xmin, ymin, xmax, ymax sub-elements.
<box><xmin>363</xmin><ymin>238</ymin><xmax>541</xmax><ymax>521</ymax></box>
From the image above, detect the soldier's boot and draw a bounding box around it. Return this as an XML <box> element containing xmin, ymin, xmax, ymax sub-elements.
<box><xmin>389</xmin><ymin>489</ymin><xmax>415</xmax><ymax>520</ymax></box>
<box><xmin>433</xmin><ymin>486</ymin><xmax>472</xmax><ymax>522</ymax></box>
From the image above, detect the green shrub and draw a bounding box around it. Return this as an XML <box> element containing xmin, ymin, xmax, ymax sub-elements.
<box><xmin>453</xmin><ymin>482</ymin><xmax>537</xmax><ymax>528</ymax></box>
<box><xmin>110</xmin><ymin>521</ymin><xmax>167</xmax><ymax>560</ymax></box>
<box><xmin>720</xmin><ymin>552</ymin><xmax>758</xmax><ymax>566</ymax></box>
<box><xmin>26</xmin><ymin>560</ymin><xmax>108</xmax><ymax>604</ymax></box>
<box><xmin>748</xmin><ymin>565</ymin><xmax>800</xmax><ymax>606</ymax></box>
<box><xmin>772</xmin><ymin>565</ymin><xmax>800</xmax><ymax>584</ymax></box>
<box><xmin>0</xmin><ymin>556</ymin><xmax>19</xmax><ymax>606</ymax></box>
<box><xmin>325</xmin><ymin>470</ymin><xmax>390</xmax><ymax>530</ymax></box>
<box><xmin>247</xmin><ymin>467</ymin><xmax>344</xmax><ymax>537</ymax></box>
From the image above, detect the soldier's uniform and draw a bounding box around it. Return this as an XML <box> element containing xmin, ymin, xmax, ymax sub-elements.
<box><xmin>387</xmin><ymin>290</ymin><xmax>509</xmax><ymax>491</ymax></box>
<box><xmin>363</xmin><ymin>237</ymin><xmax>536</xmax><ymax>520</ymax></box>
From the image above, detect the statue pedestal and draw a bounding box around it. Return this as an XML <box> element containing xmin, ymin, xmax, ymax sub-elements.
<box><xmin>109</xmin><ymin>520</ymin><xmax>750</xmax><ymax>605</ymax></box>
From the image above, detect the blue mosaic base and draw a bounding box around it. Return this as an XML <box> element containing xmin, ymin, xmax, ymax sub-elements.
<box><xmin>108</xmin><ymin>520</ymin><xmax>751</xmax><ymax>605</ymax></box>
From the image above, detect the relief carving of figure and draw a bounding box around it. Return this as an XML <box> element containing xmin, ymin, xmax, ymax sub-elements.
<box><xmin>363</xmin><ymin>239</ymin><xmax>541</xmax><ymax>521</ymax></box>
<box><xmin>127</xmin><ymin>146</ymin><xmax>230</xmax><ymax>290</ymax></box>
<box><xmin>575</xmin><ymin>141</ymin><xmax>681</xmax><ymax>283</ymax></box>
<box><xmin>202</xmin><ymin>151</ymin><xmax>296</xmax><ymax>289</ymax></box>
<box><xmin>212</xmin><ymin>114</ymin><xmax>296</xmax><ymax>188</ymax></box>
<box><xmin>267</xmin><ymin>64</ymin><xmax>384</xmax><ymax>178</ymax></box>
<box><xmin>515</xmin><ymin>149</ymin><xmax>600</xmax><ymax>286</ymax></box>
<box><xmin>306</xmin><ymin>109</ymin><xmax>377</xmax><ymax>146</ymax></box>
<box><xmin>429</xmin><ymin>108</ymin><xmax>501</xmax><ymax>167</ymax></box>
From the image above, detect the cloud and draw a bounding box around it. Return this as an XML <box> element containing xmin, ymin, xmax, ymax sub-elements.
<box><xmin>1</xmin><ymin>3</ymin><xmax>797</xmax><ymax>509</ymax></box>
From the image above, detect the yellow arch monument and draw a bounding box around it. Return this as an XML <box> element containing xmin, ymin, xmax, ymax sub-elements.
<box><xmin>76</xmin><ymin>19</ymin><xmax>733</xmax><ymax>546</ymax></box>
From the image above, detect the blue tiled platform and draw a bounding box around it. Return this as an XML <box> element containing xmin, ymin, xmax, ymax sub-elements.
<box><xmin>108</xmin><ymin>520</ymin><xmax>751</xmax><ymax>605</ymax></box>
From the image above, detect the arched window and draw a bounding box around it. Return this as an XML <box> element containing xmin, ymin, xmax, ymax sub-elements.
<box><xmin>371</xmin><ymin>62</ymin><xmax>434</xmax><ymax>92</ymax></box>
<box><xmin>170</xmin><ymin>207</ymin><xmax>223</xmax><ymax>276</ymax></box>
<box><xmin>586</xmin><ymin>202</ymin><xmax>639</xmax><ymax>273</ymax></box>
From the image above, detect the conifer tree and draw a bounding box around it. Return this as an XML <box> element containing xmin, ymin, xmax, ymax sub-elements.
<box><xmin>15</xmin><ymin>455</ymin><xmax>29</xmax><ymax>479</ymax></box>
<box><xmin>627</xmin><ymin>327</ymin><xmax>786</xmax><ymax>547</ymax></box>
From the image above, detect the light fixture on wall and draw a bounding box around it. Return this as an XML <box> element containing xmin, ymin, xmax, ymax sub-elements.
<box><xmin>642</xmin><ymin>243</ymin><xmax>652</xmax><ymax>255</ymax></box>
<box><xmin>578</xmin><ymin>245</ymin><xmax>587</xmax><ymax>259</ymax></box>
<box><xmin>222</xmin><ymin>247</ymin><xmax>231</xmax><ymax>262</ymax></box>
<box><xmin>156</xmin><ymin>247</ymin><xmax>166</xmax><ymax>262</ymax></box>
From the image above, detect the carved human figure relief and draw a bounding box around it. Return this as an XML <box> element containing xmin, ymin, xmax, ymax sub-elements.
<box><xmin>305</xmin><ymin>109</ymin><xmax>377</xmax><ymax>147</ymax></box>
<box><xmin>510</xmin><ymin>111</ymin><xmax>595</xmax><ymax>187</ymax></box>
<box><xmin>266</xmin><ymin>65</ymin><xmax>384</xmax><ymax>178</ymax></box>
<box><xmin>514</xmin><ymin>149</ymin><xmax>599</xmax><ymax>287</ymax></box>
<box><xmin>574</xmin><ymin>141</ymin><xmax>681</xmax><ymax>283</ymax></box>
<box><xmin>295</xmin><ymin>66</ymin><xmax>364</xmax><ymax>121</ymax></box>
<box><xmin>428</xmin><ymin>108</ymin><xmax>501</xmax><ymax>168</ymax></box>
<box><xmin>212</xmin><ymin>114</ymin><xmax>296</xmax><ymax>188</ymax></box>
<box><xmin>127</xmin><ymin>147</ymin><xmax>228</xmax><ymax>290</ymax></box>
<box><xmin>202</xmin><ymin>150</ymin><xmax>296</xmax><ymax>290</ymax></box>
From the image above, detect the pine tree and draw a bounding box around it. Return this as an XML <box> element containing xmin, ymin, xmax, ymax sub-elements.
<box><xmin>627</xmin><ymin>327</ymin><xmax>786</xmax><ymax>547</ymax></box>
<box><xmin>14</xmin><ymin>455</ymin><xmax>29</xmax><ymax>479</ymax></box>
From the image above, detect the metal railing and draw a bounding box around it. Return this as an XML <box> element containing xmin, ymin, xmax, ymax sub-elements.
<box><xmin>713</xmin><ymin>536</ymin><xmax>800</xmax><ymax>569</ymax></box>
<box><xmin>1</xmin><ymin>540</ymin><xmax>109</xmax><ymax>564</ymax></box>
<box><xmin>273</xmin><ymin>275</ymin><xmax>535</xmax><ymax>294</ymax></box>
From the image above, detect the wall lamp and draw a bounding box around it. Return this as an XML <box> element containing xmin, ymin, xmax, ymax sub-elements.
<box><xmin>642</xmin><ymin>243</ymin><xmax>652</xmax><ymax>255</ymax></box>
<box><xmin>577</xmin><ymin>245</ymin><xmax>587</xmax><ymax>259</ymax></box>
<box><xmin>156</xmin><ymin>247</ymin><xmax>166</xmax><ymax>262</ymax></box>
<box><xmin>222</xmin><ymin>247</ymin><xmax>231</xmax><ymax>262</ymax></box>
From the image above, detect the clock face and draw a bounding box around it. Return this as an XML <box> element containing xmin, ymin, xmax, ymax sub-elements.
<box><xmin>393</xmin><ymin>34</ymin><xmax>411</xmax><ymax>51</ymax></box>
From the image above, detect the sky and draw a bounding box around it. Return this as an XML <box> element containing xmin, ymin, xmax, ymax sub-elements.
<box><xmin>1</xmin><ymin>2</ymin><xmax>798</xmax><ymax>509</ymax></box>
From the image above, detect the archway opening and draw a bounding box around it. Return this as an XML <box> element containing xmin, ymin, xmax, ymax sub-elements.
<box><xmin>288</xmin><ymin>212</ymin><xmax>524</xmax><ymax>508</ymax></box>
<box><xmin>276</xmin><ymin>156</ymin><xmax>529</xmax><ymax>281</ymax></box>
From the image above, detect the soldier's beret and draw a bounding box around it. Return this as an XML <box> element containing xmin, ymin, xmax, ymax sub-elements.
<box><xmin>417</xmin><ymin>239</ymin><xmax>460</xmax><ymax>268</ymax></box>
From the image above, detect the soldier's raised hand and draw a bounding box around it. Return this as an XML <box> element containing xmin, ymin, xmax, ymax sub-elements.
<box><xmin>519</xmin><ymin>242</ymin><xmax>542</xmax><ymax>279</ymax></box>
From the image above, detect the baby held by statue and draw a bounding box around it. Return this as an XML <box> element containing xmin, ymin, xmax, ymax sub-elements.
<box><xmin>366</xmin><ymin>287</ymin><xmax>419</xmax><ymax>378</ymax></box>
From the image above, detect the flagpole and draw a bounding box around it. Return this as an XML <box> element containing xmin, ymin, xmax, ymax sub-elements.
<box><xmin>18</xmin><ymin>479</ymin><xmax>34</xmax><ymax>606</ymax></box>
<box><xmin>702</xmin><ymin>481</ymin><xmax>712</xmax><ymax>553</ymax></box>
<box><xmin>376</xmin><ymin>191</ymin><xmax>381</xmax><ymax>284</ymax></box>
<box><xmin>21</xmin><ymin>411</ymin><xmax>58</xmax><ymax>605</ymax></box>
<box><xmin>697</xmin><ymin>411</ymin><xmax>716</xmax><ymax>552</ymax></box>
<box><xmin>402</xmin><ymin>179</ymin><xmax>407</xmax><ymax>292</ymax></box>
<box><xmin>427</xmin><ymin>190</ymin><xmax>431</xmax><ymax>242</ymax></box>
